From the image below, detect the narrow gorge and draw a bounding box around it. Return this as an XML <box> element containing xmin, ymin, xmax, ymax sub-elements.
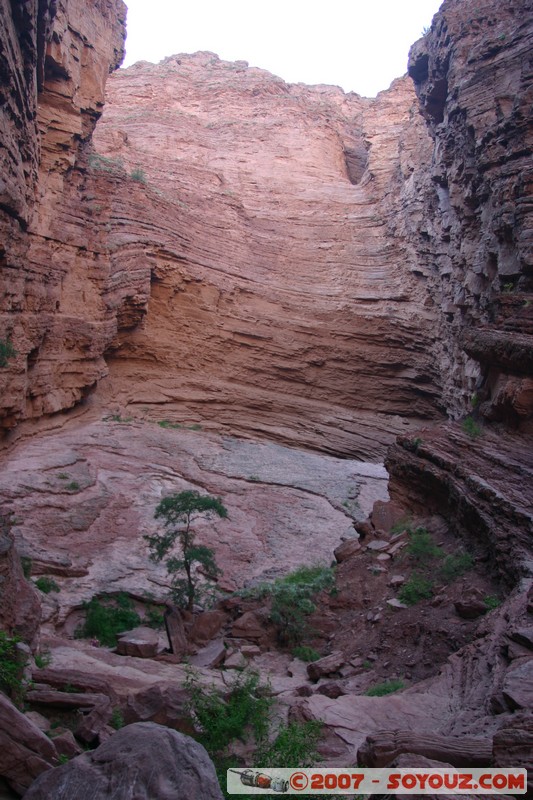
<box><xmin>0</xmin><ymin>0</ymin><xmax>532</xmax><ymax>796</ymax></box>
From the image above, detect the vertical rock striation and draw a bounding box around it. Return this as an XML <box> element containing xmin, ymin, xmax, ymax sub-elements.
<box><xmin>0</xmin><ymin>0</ymin><xmax>127</xmax><ymax>433</ymax></box>
<box><xmin>408</xmin><ymin>0</ymin><xmax>533</xmax><ymax>424</ymax></box>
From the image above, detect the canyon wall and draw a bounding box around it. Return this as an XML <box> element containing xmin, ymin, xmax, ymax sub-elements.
<box><xmin>0</xmin><ymin>0</ymin><xmax>531</xmax><ymax>453</ymax></box>
<box><xmin>386</xmin><ymin>0</ymin><xmax>533</xmax><ymax>589</ymax></box>
<box><xmin>1</xmin><ymin>0</ymin><xmax>452</xmax><ymax>460</ymax></box>
<box><xmin>409</xmin><ymin>0</ymin><xmax>533</xmax><ymax>425</ymax></box>
<box><xmin>89</xmin><ymin>56</ymin><xmax>444</xmax><ymax>458</ymax></box>
<box><xmin>0</xmin><ymin>0</ymin><xmax>127</xmax><ymax>433</ymax></box>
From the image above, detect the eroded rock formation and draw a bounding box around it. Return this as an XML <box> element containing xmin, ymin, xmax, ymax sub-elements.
<box><xmin>408</xmin><ymin>0</ymin><xmax>533</xmax><ymax>423</ymax></box>
<box><xmin>1</xmin><ymin>0</ymin><xmax>533</xmax><ymax>793</ymax></box>
<box><xmin>88</xmin><ymin>56</ymin><xmax>444</xmax><ymax>457</ymax></box>
<box><xmin>0</xmin><ymin>0</ymin><xmax>127</xmax><ymax>432</ymax></box>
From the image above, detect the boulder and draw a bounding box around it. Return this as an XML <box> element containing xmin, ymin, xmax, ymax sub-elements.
<box><xmin>316</xmin><ymin>681</ymin><xmax>345</xmax><ymax>699</ymax></box>
<box><xmin>122</xmin><ymin>685</ymin><xmax>192</xmax><ymax>732</ymax></box>
<box><xmin>190</xmin><ymin>639</ymin><xmax>226</xmax><ymax>669</ymax></box>
<box><xmin>502</xmin><ymin>658</ymin><xmax>533</xmax><ymax>710</ymax></box>
<box><xmin>26</xmin><ymin>690</ymin><xmax>110</xmax><ymax>710</ymax></box>
<box><xmin>334</xmin><ymin>538</ymin><xmax>361</xmax><ymax>563</ymax></box>
<box><xmin>164</xmin><ymin>607</ymin><xmax>188</xmax><ymax>657</ymax></box>
<box><xmin>388</xmin><ymin>575</ymin><xmax>406</xmax><ymax>588</ymax></box>
<box><xmin>116</xmin><ymin>626</ymin><xmax>160</xmax><ymax>659</ymax></box>
<box><xmin>0</xmin><ymin>522</ymin><xmax>41</xmax><ymax>645</ymax></box>
<box><xmin>24</xmin><ymin>711</ymin><xmax>51</xmax><ymax>733</ymax></box>
<box><xmin>188</xmin><ymin>610</ymin><xmax>227</xmax><ymax>645</ymax></box>
<box><xmin>224</xmin><ymin>651</ymin><xmax>247</xmax><ymax>670</ymax></box>
<box><xmin>231</xmin><ymin>610</ymin><xmax>265</xmax><ymax>640</ymax></box>
<box><xmin>511</xmin><ymin>628</ymin><xmax>533</xmax><ymax>650</ymax></box>
<box><xmin>366</xmin><ymin>540</ymin><xmax>390</xmax><ymax>552</ymax></box>
<box><xmin>307</xmin><ymin>651</ymin><xmax>345</xmax><ymax>682</ymax></box>
<box><xmin>370</xmin><ymin>501</ymin><xmax>406</xmax><ymax>534</ymax></box>
<box><xmin>493</xmin><ymin>710</ymin><xmax>533</xmax><ymax>785</ymax></box>
<box><xmin>24</xmin><ymin>722</ymin><xmax>224</xmax><ymax>800</ymax></box>
<box><xmin>31</xmin><ymin>669</ymin><xmax>118</xmax><ymax>702</ymax></box>
<box><xmin>52</xmin><ymin>730</ymin><xmax>83</xmax><ymax>760</ymax></box>
<box><xmin>454</xmin><ymin>598</ymin><xmax>488</xmax><ymax>619</ymax></box>
<box><xmin>387</xmin><ymin>598</ymin><xmax>408</xmax><ymax>611</ymax></box>
<box><xmin>0</xmin><ymin>693</ymin><xmax>57</xmax><ymax>794</ymax></box>
<box><xmin>75</xmin><ymin>696</ymin><xmax>113</xmax><ymax>745</ymax></box>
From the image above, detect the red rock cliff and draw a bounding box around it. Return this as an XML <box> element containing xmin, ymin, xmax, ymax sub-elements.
<box><xmin>89</xmin><ymin>55</ymin><xmax>445</xmax><ymax>458</ymax></box>
<box><xmin>0</xmin><ymin>0</ymin><xmax>126</xmax><ymax>433</ymax></box>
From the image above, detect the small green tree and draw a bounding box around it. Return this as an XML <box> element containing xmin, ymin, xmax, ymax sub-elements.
<box><xmin>145</xmin><ymin>490</ymin><xmax>227</xmax><ymax>611</ymax></box>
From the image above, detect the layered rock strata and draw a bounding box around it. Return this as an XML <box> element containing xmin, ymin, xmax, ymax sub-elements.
<box><xmin>0</xmin><ymin>0</ymin><xmax>127</xmax><ymax>432</ymax></box>
<box><xmin>91</xmin><ymin>56</ymin><xmax>443</xmax><ymax>458</ymax></box>
<box><xmin>408</xmin><ymin>0</ymin><xmax>533</xmax><ymax>424</ymax></box>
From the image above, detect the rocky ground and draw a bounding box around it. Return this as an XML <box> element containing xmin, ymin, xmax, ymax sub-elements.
<box><xmin>0</xmin><ymin>413</ymin><xmax>387</xmax><ymax>631</ymax></box>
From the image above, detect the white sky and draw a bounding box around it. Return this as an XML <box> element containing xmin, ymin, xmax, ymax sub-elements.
<box><xmin>122</xmin><ymin>0</ymin><xmax>443</xmax><ymax>98</ymax></box>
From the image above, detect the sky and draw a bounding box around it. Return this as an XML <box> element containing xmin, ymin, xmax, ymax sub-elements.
<box><xmin>122</xmin><ymin>0</ymin><xmax>444</xmax><ymax>98</ymax></box>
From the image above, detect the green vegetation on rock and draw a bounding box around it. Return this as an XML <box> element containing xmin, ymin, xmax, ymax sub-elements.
<box><xmin>77</xmin><ymin>593</ymin><xmax>140</xmax><ymax>647</ymax></box>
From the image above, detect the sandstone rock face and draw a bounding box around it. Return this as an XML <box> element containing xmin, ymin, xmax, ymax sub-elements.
<box><xmin>0</xmin><ymin>0</ymin><xmax>126</xmax><ymax>433</ymax></box>
<box><xmin>408</xmin><ymin>0</ymin><xmax>533</xmax><ymax>423</ymax></box>
<box><xmin>0</xmin><ymin>418</ymin><xmax>386</xmax><ymax>622</ymax></box>
<box><xmin>24</xmin><ymin>722</ymin><xmax>224</xmax><ymax>800</ymax></box>
<box><xmin>90</xmin><ymin>55</ymin><xmax>444</xmax><ymax>458</ymax></box>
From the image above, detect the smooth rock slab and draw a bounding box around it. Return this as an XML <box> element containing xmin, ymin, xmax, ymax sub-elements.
<box><xmin>0</xmin><ymin>421</ymin><xmax>386</xmax><ymax>625</ymax></box>
<box><xmin>189</xmin><ymin>639</ymin><xmax>226</xmax><ymax>669</ymax></box>
<box><xmin>116</xmin><ymin>626</ymin><xmax>160</xmax><ymax>658</ymax></box>
<box><xmin>24</xmin><ymin>722</ymin><xmax>223</xmax><ymax>800</ymax></box>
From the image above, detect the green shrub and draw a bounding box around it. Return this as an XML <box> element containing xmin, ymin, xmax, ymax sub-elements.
<box><xmin>0</xmin><ymin>631</ymin><xmax>26</xmax><ymax>704</ymax></box>
<box><xmin>66</xmin><ymin>481</ymin><xmax>80</xmax><ymax>492</ymax></box>
<box><xmin>257</xmin><ymin>719</ymin><xmax>323</xmax><ymax>767</ymax></box>
<box><xmin>398</xmin><ymin>573</ymin><xmax>433</xmax><ymax>606</ymax></box>
<box><xmin>390</xmin><ymin>517</ymin><xmax>411</xmax><ymax>535</ymax></box>
<box><xmin>245</xmin><ymin>565</ymin><xmax>335</xmax><ymax>645</ymax></box>
<box><xmin>292</xmin><ymin>645</ymin><xmax>321</xmax><ymax>662</ymax></box>
<box><xmin>406</xmin><ymin>528</ymin><xmax>443</xmax><ymax>563</ymax></box>
<box><xmin>88</xmin><ymin>153</ymin><xmax>123</xmax><ymax>173</ymax></box>
<box><xmin>104</xmin><ymin>414</ymin><xmax>133</xmax><ymax>423</ymax></box>
<box><xmin>438</xmin><ymin>552</ymin><xmax>474</xmax><ymax>582</ymax></box>
<box><xmin>79</xmin><ymin>593</ymin><xmax>140</xmax><ymax>647</ymax></box>
<box><xmin>0</xmin><ymin>337</ymin><xmax>17</xmax><ymax>367</ymax></box>
<box><xmin>130</xmin><ymin>166</ymin><xmax>146</xmax><ymax>183</ymax></box>
<box><xmin>484</xmin><ymin>595</ymin><xmax>501</xmax><ymax>610</ymax></box>
<box><xmin>157</xmin><ymin>420</ymin><xmax>201</xmax><ymax>431</ymax></box>
<box><xmin>110</xmin><ymin>707</ymin><xmax>124</xmax><ymax>730</ymax></box>
<box><xmin>462</xmin><ymin>417</ymin><xmax>482</xmax><ymax>438</ymax></box>
<box><xmin>185</xmin><ymin>670</ymin><xmax>272</xmax><ymax>757</ymax></box>
<box><xmin>57</xmin><ymin>473</ymin><xmax>70</xmax><ymax>480</ymax></box>
<box><xmin>34</xmin><ymin>650</ymin><xmax>52</xmax><ymax>669</ymax></box>
<box><xmin>35</xmin><ymin>576</ymin><xmax>60</xmax><ymax>594</ymax></box>
<box><xmin>21</xmin><ymin>556</ymin><xmax>33</xmax><ymax>578</ymax></box>
<box><xmin>365</xmin><ymin>679</ymin><xmax>405</xmax><ymax>697</ymax></box>
<box><xmin>144</xmin><ymin>604</ymin><xmax>165</xmax><ymax>629</ymax></box>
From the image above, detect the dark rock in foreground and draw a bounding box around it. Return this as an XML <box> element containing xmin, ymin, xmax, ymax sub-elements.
<box><xmin>24</xmin><ymin>722</ymin><xmax>223</xmax><ymax>800</ymax></box>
